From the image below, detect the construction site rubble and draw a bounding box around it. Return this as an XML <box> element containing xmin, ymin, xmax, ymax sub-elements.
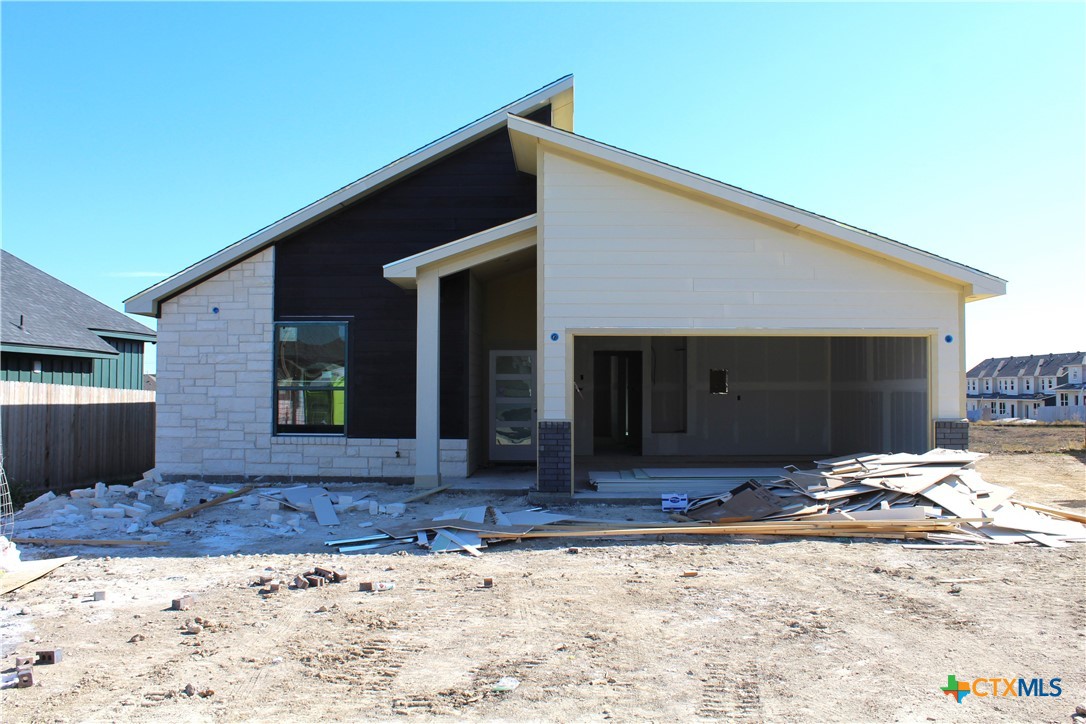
<box><xmin>7</xmin><ymin>451</ymin><xmax>1086</xmax><ymax>559</ymax></box>
<box><xmin>324</xmin><ymin>450</ymin><xmax>1086</xmax><ymax>554</ymax></box>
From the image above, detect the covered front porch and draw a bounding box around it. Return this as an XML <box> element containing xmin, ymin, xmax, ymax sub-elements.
<box><xmin>384</xmin><ymin>215</ymin><xmax>541</xmax><ymax>489</ymax></box>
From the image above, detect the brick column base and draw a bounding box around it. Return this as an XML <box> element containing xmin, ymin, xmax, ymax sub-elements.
<box><xmin>935</xmin><ymin>419</ymin><xmax>969</xmax><ymax>450</ymax></box>
<box><xmin>537</xmin><ymin>420</ymin><xmax>572</xmax><ymax>493</ymax></box>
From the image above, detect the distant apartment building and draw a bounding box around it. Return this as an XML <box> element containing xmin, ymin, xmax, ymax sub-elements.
<box><xmin>966</xmin><ymin>352</ymin><xmax>1086</xmax><ymax>420</ymax></box>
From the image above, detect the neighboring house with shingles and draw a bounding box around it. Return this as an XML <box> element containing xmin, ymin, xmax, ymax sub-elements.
<box><xmin>966</xmin><ymin>352</ymin><xmax>1086</xmax><ymax>420</ymax></box>
<box><xmin>125</xmin><ymin>76</ymin><xmax>1007</xmax><ymax>493</ymax></box>
<box><xmin>1</xmin><ymin>250</ymin><xmax>156</xmax><ymax>388</ymax></box>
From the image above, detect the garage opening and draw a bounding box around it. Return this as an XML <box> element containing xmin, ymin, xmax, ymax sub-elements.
<box><xmin>573</xmin><ymin>335</ymin><xmax>929</xmax><ymax>461</ymax></box>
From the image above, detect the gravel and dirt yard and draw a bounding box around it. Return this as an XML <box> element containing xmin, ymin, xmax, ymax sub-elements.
<box><xmin>1</xmin><ymin>426</ymin><xmax>1083</xmax><ymax>723</ymax></box>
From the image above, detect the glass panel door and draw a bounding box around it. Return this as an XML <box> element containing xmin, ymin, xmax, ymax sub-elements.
<box><xmin>490</xmin><ymin>350</ymin><xmax>536</xmax><ymax>462</ymax></box>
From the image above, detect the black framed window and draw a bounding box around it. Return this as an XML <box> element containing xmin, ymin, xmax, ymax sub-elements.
<box><xmin>275</xmin><ymin>322</ymin><xmax>347</xmax><ymax>434</ymax></box>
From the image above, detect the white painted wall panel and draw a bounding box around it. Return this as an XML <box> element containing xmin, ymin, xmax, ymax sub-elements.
<box><xmin>538</xmin><ymin>150</ymin><xmax>964</xmax><ymax>424</ymax></box>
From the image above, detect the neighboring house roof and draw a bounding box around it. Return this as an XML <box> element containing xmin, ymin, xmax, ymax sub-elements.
<box><xmin>143</xmin><ymin>373</ymin><xmax>157</xmax><ymax>391</ymax></box>
<box><xmin>1</xmin><ymin>249</ymin><xmax>156</xmax><ymax>358</ymax></box>
<box><xmin>968</xmin><ymin>352</ymin><xmax>1086</xmax><ymax>379</ymax></box>
<box><xmin>125</xmin><ymin>76</ymin><xmax>575</xmax><ymax>317</ymax></box>
<box><xmin>505</xmin><ymin>115</ymin><xmax>1006</xmax><ymax>301</ymax></box>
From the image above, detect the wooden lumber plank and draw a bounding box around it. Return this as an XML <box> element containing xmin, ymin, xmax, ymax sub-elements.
<box><xmin>987</xmin><ymin>503</ymin><xmax>1086</xmax><ymax>537</ymax></box>
<box><xmin>402</xmin><ymin>484</ymin><xmax>453</xmax><ymax>503</ymax></box>
<box><xmin>13</xmin><ymin>538</ymin><xmax>168</xmax><ymax>547</ymax></box>
<box><xmin>151</xmin><ymin>486</ymin><xmax>254</xmax><ymax>526</ymax></box>
<box><xmin>812</xmin><ymin>508</ymin><xmax>930</xmax><ymax>522</ymax></box>
<box><xmin>484</xmin><ymin>518</ymin><xmax>981</xmax><ymax>540</ymax></box>
<box><xmin>0</xmin><ymin>556</ymin><xmax>78</xmax><ymax>595</ymax></box>
<box><xmin>902</xmin><ymin>543</ymin><xmax>987</xmax><ymax>550</ymax></box>
<box><xmin>1009</xmin><ymin>499</ymin><xmax>1086</xmax><ymax>524</ymax></box>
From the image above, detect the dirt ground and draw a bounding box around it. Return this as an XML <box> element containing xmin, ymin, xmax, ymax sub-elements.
<box><xmin>2</xmin><ymin>436</ymin><xmax>1084</xmax><ymax>722</ymax></box>
<box><xmin>969</xmin><ymin>422</ymin><xmax>1085</xmax><ymax>454</ymax></box>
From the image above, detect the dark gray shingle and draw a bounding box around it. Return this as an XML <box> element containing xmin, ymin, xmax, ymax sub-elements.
<box><xmin>1</xmin><ymin>250</ymin><xmax>154</xmax><ymax>355</ymax></box>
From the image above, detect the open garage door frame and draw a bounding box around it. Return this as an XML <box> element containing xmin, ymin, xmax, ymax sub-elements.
<box><xmin>571</xmin><ymin>332</ymin><xmax>933</xmax><ymax>459</ymax></box>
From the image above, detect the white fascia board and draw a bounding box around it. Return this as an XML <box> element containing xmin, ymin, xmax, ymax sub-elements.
<box><xmin>507</xmin><ymin>114</ymin><xmax>1007</xmax><ymax>301</ymax></box>
<box><xmin>125</xmin><ymin>77</ymin><xmax>574</xmax><ymax>317</ymax></box>
<box><xmin>384</xmin><ymin>215</ymin><xmax>537</xmax><ymax>289</ymax></box>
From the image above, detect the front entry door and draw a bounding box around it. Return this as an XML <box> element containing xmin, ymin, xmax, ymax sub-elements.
<box><xmin>489</xmin><ymin>350</ymin><xmax>536</xmax><ymax>462</ymax></box>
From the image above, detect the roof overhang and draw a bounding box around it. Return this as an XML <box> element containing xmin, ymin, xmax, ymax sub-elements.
<box><xmin>507</xmin><ymin>115</ymin><xmax>1007</xmax><ymax>303</ymax></box>
<box><xmin>383</xmin><ymin>215</ymin><xmax>537</xmax><ymax>290</ymax></box>
<box><xmin>0</xmin><ymin>343</ymin><xmax>119</xmax><ymax>360</ymax></box>
<box><xmin>126</xmin><ymin>77</ymin><xmax>574</xmax><ymax>317</ymax></box>
<box><xmin>91</xmin><ymin>329</ymin><xmax>157</xmax><ymax>343</ymax></box>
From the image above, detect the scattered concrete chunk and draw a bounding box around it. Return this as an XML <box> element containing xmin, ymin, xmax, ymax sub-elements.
<box><xmin>163</xmin><ymin>486</ymin><xmax>187</xmax><ymax>510</ymax></box>
<box><xmin>171</xmin><ymin>596</ymin><xmax>194</xmax><ymax>611</ymax></box>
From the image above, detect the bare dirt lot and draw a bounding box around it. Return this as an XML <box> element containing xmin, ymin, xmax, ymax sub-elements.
<box><xmin>969</xmin><ymin>422</ymin><xmax>1085</xmax><ymax>455</ymax></box>
<box><xmin>2</xmin><ymin>432</ymin><xmax>1084</xmax><ymax>722</ymax></box>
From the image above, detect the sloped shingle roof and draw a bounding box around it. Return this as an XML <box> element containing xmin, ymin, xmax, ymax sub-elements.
<box><xmin>967</xmin><ymin>352</ymin><xmax>1085</xmax><ymax>379</ymax></box>
<box><xmin>1</xmin><ymin>250</ymin><xmax>155</xmax><ymax>356</ymax></box>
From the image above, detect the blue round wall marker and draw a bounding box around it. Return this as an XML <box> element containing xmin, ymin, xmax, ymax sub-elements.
<box><xmin>944</xmin><ymin>334</ymin><xmax>953</xmax><ymax>343</ymax></box>
<box><xmin>550</xmin><ymin>333</ymin><xmax>559</xmax><ymax>342</ymax></box>
<box><xmin>212</xmin><ymin>307</ymin><xmax>220</xmax><ymax>314</ymax></box>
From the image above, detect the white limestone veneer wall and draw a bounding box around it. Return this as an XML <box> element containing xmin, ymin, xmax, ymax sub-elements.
<box><xmin>154</xmin><ymin>246</ymin><xmax>467</xmax><ymax>480</ymax></box>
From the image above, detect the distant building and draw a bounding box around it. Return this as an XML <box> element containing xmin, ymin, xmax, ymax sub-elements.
<box><xmin>966</xmin><ymin>352</ymin><xmax>1086</xmax><ymax>420</ymax></box>
<box><xmin>0</xmin><ymin>250</ymin><xmax>156</xmax><ymax>389</ymax></box>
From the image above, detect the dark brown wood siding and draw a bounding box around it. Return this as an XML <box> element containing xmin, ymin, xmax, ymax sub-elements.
<box><xmin>274</xmin><ymin>108</ymin><xmax>548</xmax><ymax>439</ymax></box>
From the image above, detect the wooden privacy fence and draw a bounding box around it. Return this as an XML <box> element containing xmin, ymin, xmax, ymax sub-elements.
<box><xmin>0</xmin><ymin>381</ymin><xmax>155</xmax><ymax>497</ymax></box>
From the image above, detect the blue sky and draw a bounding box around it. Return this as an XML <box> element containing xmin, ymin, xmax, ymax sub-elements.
<box><xmin>3</xmin><ymin>2</ymin><xmax>1083</xmax><ymax>371</ymax></box>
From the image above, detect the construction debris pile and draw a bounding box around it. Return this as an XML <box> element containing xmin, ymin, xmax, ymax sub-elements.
<box><xmin>325</xmin><ymin>450</ymin><xmax>1086</xmax><ymax>555</ymax></box>
<box><xmin>683</xmin><ymin>450</ymin><xmax>1086</xmax><ymax>548</ymax></box>
<box><xmin>8</xmin><ymin>451</ymin><xmax>1086</xmax><ymax>557</ymax></box>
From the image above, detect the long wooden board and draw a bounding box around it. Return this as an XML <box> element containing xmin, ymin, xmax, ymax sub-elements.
<box><xmin>13</xmin><ymin>538</ymin><xmax>169</xmax><ymax>547</ymax></box>
<box><xmin>152</xmin><ymin>486</ymin><xmax>254</xmax><ymax>526</ymax></box>
<box><xmin>1010</xmin><ymin>499</ymin><xmax>1086</xmax><ymax>524</ymax></box>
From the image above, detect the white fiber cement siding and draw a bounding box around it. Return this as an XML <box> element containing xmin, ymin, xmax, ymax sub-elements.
<box><xmin>154</xmin><ymin>246</ymin><xmax>467</xmax><ymax>480</ymax></box>
<box><xmin>538</xmin><ymin>150</ymin><xmax>964</xmax><ymax>423</ymax></box>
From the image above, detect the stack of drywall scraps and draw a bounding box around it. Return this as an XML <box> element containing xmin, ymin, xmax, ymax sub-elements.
<box><xmin>588</xmin><ymin>467</ymin><xmax>791</xmax><ymax>495</ymax></box>
<box><xmin>768</xmin><ymin>450</ymin><xmax>1086</xmax><ymax>547</ymax></box>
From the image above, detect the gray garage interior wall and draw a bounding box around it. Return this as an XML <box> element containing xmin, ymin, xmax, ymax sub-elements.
<box><xmin>829</xmin><ymin>336</ymin><xmax>929</xmax><ymax>455</ymax></box>
<box><xmin>573</xmin><ymin>335</ymin><xmax>928</xmax><ymax>457</ymax></box>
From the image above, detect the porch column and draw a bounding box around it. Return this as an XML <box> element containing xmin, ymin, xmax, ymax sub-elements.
<box><xmin>415</xmin><ymin>271</ymin><xmax>441</xmax><ymax>487</ymax></box>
